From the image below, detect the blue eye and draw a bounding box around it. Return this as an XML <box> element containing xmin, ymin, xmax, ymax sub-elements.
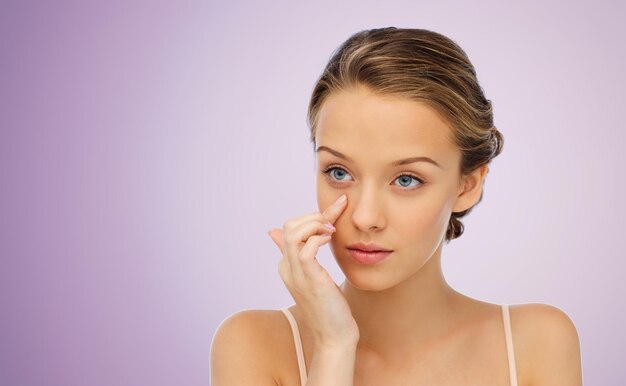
<box><xmin>322</xmin><ymin>166</ymin><xmax>425</xmax><ymax>190</ymax></box>
<box><xmin>327</xmin><ymin>167</ymin><xmax>353</xmax><ymax>181</ymax></box>
<box><xmin>394</xmin><ymin>175</ymin><xmax>422</xmax><ymax>188</ymax></box>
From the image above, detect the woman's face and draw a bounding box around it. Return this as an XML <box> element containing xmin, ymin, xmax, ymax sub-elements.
<box><xmin>315</xmin><ymin>84</ymin><xmax>467</xmax><ymax>290</ymax></box>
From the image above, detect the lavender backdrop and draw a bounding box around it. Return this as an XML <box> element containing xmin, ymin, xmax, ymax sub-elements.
<box><xmin>1</xmin><ymin>0</ymin><xmax>624</xmax><ymax>385</ymax></box>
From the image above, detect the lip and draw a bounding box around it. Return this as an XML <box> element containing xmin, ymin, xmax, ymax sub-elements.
<box><xmin>346</xmin><ymin>242</ymin><xmax>392</xmax><ymax>252</ymax></box>
<box><xmin>346</xmin><ymin>248</ymin><xmax>392</xmax><ymax>265</ymax></box>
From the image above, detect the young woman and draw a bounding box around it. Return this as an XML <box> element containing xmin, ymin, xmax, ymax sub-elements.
<box><xmin>211</xmin><ymin>27</ymin><xmax>583</xmax><ymax>386</ymax></box>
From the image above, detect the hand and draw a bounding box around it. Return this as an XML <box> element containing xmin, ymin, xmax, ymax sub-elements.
<box><xmin>268</xmin><ymin>194</ymin><xmax>360</xmax><ymax>348</ymax></box>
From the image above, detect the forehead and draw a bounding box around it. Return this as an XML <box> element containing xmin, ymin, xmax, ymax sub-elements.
<box><xmin>315</xmin><ymin>85</ymin><xmax>460</xmax><ymax>169</ymax></box>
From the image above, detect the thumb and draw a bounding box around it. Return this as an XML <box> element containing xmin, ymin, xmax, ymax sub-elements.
<box><xmin>267</xmin><ymin>228</ymin><xmax>283</xmax><ymax>250</ymax></box>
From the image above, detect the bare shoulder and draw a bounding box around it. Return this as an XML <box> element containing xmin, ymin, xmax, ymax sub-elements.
<box><xmin>509</xmin><ymin>303</ymin><xmax>583</xmax><ymax>386</ymax></box>
<box><xmin>210</xmin><ymin>308</ymin><xmax>289</xmax><ymax>386</ymax></box>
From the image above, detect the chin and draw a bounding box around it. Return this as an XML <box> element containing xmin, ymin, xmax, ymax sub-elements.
<box><xmin>332</xmin><ymin>252</ymin><xmax>397</xmax><ymax>292</ymax></box>
<box><xmin>341</xmin><ymin>271</ymin><xmax>398</xmax><ymax>292</ymax></box>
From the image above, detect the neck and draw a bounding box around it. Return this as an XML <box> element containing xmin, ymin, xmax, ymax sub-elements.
<box><xmin>340</xmin><ymin>240</ymin><xmax>463</xmax><ymax>361</ymax></box>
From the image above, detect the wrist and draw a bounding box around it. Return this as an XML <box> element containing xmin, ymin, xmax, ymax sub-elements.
<box><xmin>315</xmin><ymin>338</ymin><xmax>359</xmax><ymax>353</ymax></box>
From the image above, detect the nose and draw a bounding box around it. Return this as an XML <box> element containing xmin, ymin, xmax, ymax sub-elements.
<box><xmin>349</xmin><ymin>183</ymin><xmax>387</xmax><ymax>232</ymax></box>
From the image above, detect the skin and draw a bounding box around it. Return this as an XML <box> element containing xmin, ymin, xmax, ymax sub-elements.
<box><xmin>313</xmin><ymin>83</ymin><xmax>488</xmax><ymax>362</ymax></box>
<box><xmin>250</xmin><ymin>83</ymin><xmax>582</xmax><ymax>385</ymax></box>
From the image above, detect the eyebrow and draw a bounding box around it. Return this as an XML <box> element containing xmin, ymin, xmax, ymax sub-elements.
<box><xmin>315</xmin><ymin>145</ymin><xmax>442</xmax><ymax>169</ymax></box>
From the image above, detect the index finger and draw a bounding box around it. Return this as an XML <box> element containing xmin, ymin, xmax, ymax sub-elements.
<box><xmin>321</xmin><ymin>194</ymin><xmax>348</xmax><ymax>224</ymax></box>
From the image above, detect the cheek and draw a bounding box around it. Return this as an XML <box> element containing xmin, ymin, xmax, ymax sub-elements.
<box><xmin>393</xmin><ymin>194</ymin><xmax>451</xmax><ymax>238</ymax></box>
<box><xmin>316</xmin><ymin>176</ymin><xmax>335</xmax><ymax>213</ymax></box>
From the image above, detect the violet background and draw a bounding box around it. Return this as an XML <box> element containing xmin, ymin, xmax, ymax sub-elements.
<box><xmin>1</xmin><ymin>0</ymin><xmax>624</xmax><ymax>385</ymax></box>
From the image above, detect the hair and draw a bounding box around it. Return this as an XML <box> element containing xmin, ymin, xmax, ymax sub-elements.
<box><xmin>307</xmin><ymin>27</ymin><xmax>504</xmax><ymax>242</ymax></box>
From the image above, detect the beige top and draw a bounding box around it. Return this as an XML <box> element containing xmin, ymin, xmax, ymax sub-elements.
<box><xmin>279</xmin><ymin>304</ymin><xmax>518</xmax><ymax>386</ymax></box>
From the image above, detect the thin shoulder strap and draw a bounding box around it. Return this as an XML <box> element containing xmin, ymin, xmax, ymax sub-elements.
<box><xmin>501</xmin><ymin>304</ymin><xmax>519</xmax><ymax>386</ymax></box>
<box><xmin>280</xmin><ymin>307</ymin><xmax>308</xmax><ymax>386</ymax></box>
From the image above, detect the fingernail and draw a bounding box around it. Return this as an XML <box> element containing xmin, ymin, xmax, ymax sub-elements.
<box><xmin>335</xmin><ymin>194</ymin><xmax>347</xmax><ymax>205</ymax></box>
<box><xmin>324</xmin><ymin>222</ymin><xmax>336</xmax><ymax>231</ymax></box>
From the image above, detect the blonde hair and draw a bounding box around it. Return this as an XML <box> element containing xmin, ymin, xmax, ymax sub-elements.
<box><xmin>307</xmin><ymin>27</ymin><xmax>504</xmax><ymax>242</ymax></box>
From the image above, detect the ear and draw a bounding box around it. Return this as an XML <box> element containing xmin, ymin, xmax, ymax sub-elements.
<box><xmin>452</xmin><ymin>163</ymin><xmax>489</xmax><ymax>213</ymax></box>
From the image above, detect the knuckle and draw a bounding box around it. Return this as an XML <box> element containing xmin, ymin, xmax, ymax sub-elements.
<box><xmin>316</xmin><ymin>213</ymin><xmax>328</xmax><ymax>222</ymax></box>
<box><xmin>285</xmin><ymin>233</ymin><xmax>299</xmax><ymax>245</ymax></box>
<box><xmin>311</xmin><ymin>212</ymin><xmax>326</xmax><ymax>221</ymax></box>
<box><xmin>297</xmin><ymin>250</ymin><xmax>310</xmax><ymax>262</ymax></box>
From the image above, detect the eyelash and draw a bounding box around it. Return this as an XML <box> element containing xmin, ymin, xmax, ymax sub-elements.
<box><xmin>321</xmin><ymin>165</ymin><xmax>426</xmax><ymax>191</ymax></box>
